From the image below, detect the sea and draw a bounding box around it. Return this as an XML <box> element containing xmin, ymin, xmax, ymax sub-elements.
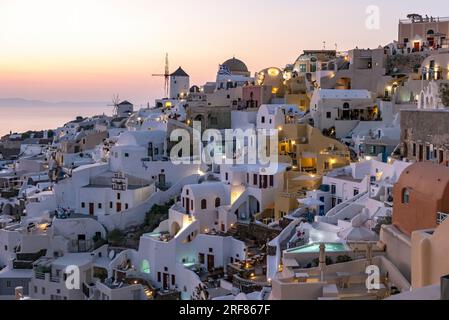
<box><xmin>0</xmin><ymin>104</ymin><xmax>113</xmax><ymax>137</ymax></box>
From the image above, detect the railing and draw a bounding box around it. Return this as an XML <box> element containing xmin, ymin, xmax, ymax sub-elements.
<box><xmin>320</xmin><ymin>150</ymin><xmax>350</xmax><ymax>157</ymax></box>
<box><xmin>34</xmin><ymin>271</ymin><xmax>62</xmax><ymax>283</ymax></box>
<box><xmin>69</xmin><ymin>240</ymin><xmax>94</xmax><ymax>253</ymax></box>
<box><xmin>399</xmin><ymin>16</ymin><xmax>449</xmax><ymax>24</ymax></box>
<box><xmin>278</xmin><ymin>190</ymin><xmax>307</xmax><ymax>199</ymax></box>
<box><xmin>437</xmin><ymin>212</ymin><xmax>449</xmax><ymax>225</ymax></box>
<box><xmin>35</xmin><ymin>272</ymin><xmax>46</xmax><ymax>280</ymax></box>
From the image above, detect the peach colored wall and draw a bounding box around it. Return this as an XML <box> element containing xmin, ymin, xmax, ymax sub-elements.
<box><xmin>392</xmin><ymin>185</ymin><xmax>439</xmax><ymax>236</ymax></box>
<box><xmin>242</xmin><ymin>86</ymin><xmax>272</xmax><ymax>107</ymax></box>
<box><xmin>411</xmin><ymin>219</ymin><xmax>449</xmax><ymax>288</ymax></box>
<box><xmin>399</xmin><ymin>21</ymin><xmax>449</xmax><ymax>44</ymax></box>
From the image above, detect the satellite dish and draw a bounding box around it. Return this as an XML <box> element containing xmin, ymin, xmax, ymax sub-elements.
<box><xmin>109</xmin><ymin>250</ymin><xmax>116</xmax><ymax>260</ymax></box>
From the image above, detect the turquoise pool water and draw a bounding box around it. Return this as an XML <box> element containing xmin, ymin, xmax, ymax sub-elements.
<box><xmin>287</xmin><ymin>243</ymin><xmax>348</xmax><ymax>254</ymax></box>
<box><xmin>144</xmin><ymin>232</ymin><xmax>161</xmax><ymax>238</ymax></box>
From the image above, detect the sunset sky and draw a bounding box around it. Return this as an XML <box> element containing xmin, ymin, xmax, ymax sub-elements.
<box><xmin>0</xmin><ymin>0</ymin><xmax>447</xmax><ymax>105</ymax></box>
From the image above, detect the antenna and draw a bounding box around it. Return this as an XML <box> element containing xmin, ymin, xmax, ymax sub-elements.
<box><xmin>152</xmin><ymin>53</ymin><xmax>170</xmax><ymax>98</ymax></box>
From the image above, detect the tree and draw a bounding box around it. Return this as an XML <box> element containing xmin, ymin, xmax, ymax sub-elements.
<box><xmin>311</xmin><ymin>256</ymin><xmax>334</xmax><ymax>268</ymax></box>
<box><xmin>107</xmin><ymin>229</ymin><xmax>125</xmax><ymax>246</ymax></box>
<box><xmin>144</xmin><ymin>201</ymin><xmax>174</xmax><ymax>229</ymax></box>
<box><xmin>440</xmin><ymin>83</ymin><xmax>449</xmax><ymax>107</ymax></box>
<box><xmin>336</xmin><ymin>255</ymin><xmax>353</xmax><ymax>264</ymax></box>
<box><xmin>21</xmin><ymin>131</ymin><xmax>31</xmax><ymax>140</ymax></box>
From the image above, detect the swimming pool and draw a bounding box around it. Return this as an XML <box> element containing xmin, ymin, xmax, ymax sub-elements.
<box><xmin>287</xmin><ymin>243</ymin><xmax>348</xmax><ymax>254</ymax></box>
<box><xmin>144</xmin><ymin>232</ymin><xmax>161</xmax><ymax>239</ymax></box>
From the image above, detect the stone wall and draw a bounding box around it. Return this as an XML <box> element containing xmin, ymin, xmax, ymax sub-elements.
<box><xmin>400</xmin><ymin>109</ymin><xmax>449</xmax><ymax>163</ymax></box>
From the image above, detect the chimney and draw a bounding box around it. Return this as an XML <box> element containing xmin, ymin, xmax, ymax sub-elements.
<box><xmin>442</xmin><ymin>275</ymin><xmax>449</xmax><ymax>300</ymax></box>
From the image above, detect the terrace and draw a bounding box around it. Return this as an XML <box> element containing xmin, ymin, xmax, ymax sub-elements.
<box><xmin>275</xmin><ymin>255</ymin><xmax>409</xmax><ymax>300</ymax></box>
<box><xmin>143</xmin><ymin>231</ymin><xmax>173</xmax><ymax>242</ymax></box>
<box><xmin>399</xmin><ymin>16</ymin><xmax>449</xmax><ymax>24</ymax></box>
<box><xmin>226</xmin><ymin>253</ymin><xmax>270</xmax><ymax>293</ymax></box>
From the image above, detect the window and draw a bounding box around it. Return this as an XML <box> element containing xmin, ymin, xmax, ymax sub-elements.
<box><xmin>324</xmin><ymin>162</ymin><xmax>330</xmax><ymax>170</ymax></box>
<box><xmin>215</xmin><ymin>198</ymin><xmax>221</xmax><ymax>208</ymax></box>
<box><xmin>412</xmin><ymin>143</ymin><xmax>417</xmax><ymax>157</ymax></box>
<box><xmin>331</xmin><ymin>184</ymin><xmax>336</xmax><ymax>195</ymax></box>
<box><xmin>157</xmin><ymin>272</ymin><xmax>161</xmax><ymax>282</ymax></box>
<box><xmin>81</xmin><ymin>202</ymin><xmax>85</xmax><ymax>208</ymax></box>
<box><xmin>201</xmin><ymin>199</ymin><xmax>207</xmax><ymax>210</ymax></box>
<box><xmin>261</xmin><ymin>116</ymin><xmax>265</xmax><ymax>124</ymax></box>
<box><xmin>6</xmin><ymin>281</ymin><xmax>11</xmax><ymax>288</ymax></box>
<box><xmin>34</xmin><ymin>286</ymin><xmax>37</xmax><ymax>294</ymax></box>
<box><xmin>299</xmin><ymin>64</ymin><xmax>307</xmax><ymax>73</ymax></box>
<box><xmin>326</xmin><ymin>112</ymin><xmax>332</xmax><ymax>119</ymax></box>
<box><xmin>124</xmin><ymin>153</ymin><xmax>129</xmax><ymax>158</ymax></box>
<box><xmin>209</xmin><ymin>248</ymin><xmax>213</xmax><ymax>253</ymax></box>
<box><xmin>98</xmin><ymin>203</ymin><xmax>102</xmax><ymax>209</ymax></box>
<box><xmin>353</xmin><ymin>189</ymin><xmax>359</xmax><ymax>196</ymax></box>
<box><xmin>109</xmin><ymin>202</ymin><xmax>113</xmax><ymax>209</ymax></box>
<box><xmin>199</xmin><ymin>253</ymin><xmax>205</xmax><ymax>264</ymax></box>
<box><xmin>117</xmin><ymin>193</ymin><xmax>121</xmax><ymax>200</ymax></box>
<box><xmin>171</xmin><ymin>275</ymin><xmax>176</xmax><ymax>286</ymax></box>
<box><xmin>269</xmin><ymin>175</ymin><xmax>274</xmax><ymax>187</ymax></box>
<box><xmin>253</xmin><ymin>174</ymin><xmax>258</xmax><ymax>185</ymax></box>
<box><xmin>125</xmin><ymin>203</ymin><xmax>129</xmax><ymax>210</ymax></box>
<box><xmin>225</xmin><ymin>173</ymin><xmax>229</xmax><ymax>181</ymax></box>
<box><xmin>42</xmin><ymin>287</ymin><xmax>46</xmax><ymax>295</ymax></box>
<box><xmin>4</xmin><ymin>245</ymin><xmax>7</xmax><ymax>251</ymax></box>
<box><xmin>404</xmin><ymin>37</ymin><xmax>409</xmax><ymax>44</ymax></box>
<box><xmin>402</xmin><ymin>188</ymin><xmax>411</xmax><ymax>204</ymax></box>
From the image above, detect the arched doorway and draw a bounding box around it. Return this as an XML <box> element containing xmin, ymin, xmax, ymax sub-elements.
<box><xmin>140</xmin><ymin>259</ymin><xmax>150</xmax><ymax>274</ymax></box>
<box><xmin>248</xmin><ymin>196</ymin><xmax>260</xmax><ymax>218</ymax></box>
<box><xmin>194</xmin><ymin>114</ymin><xmax>206</xmax><ymax>130</ymax></box>
<box><xmin>171</xmin><ymin>221</ymin><xmax>181</xmax><ymax>236</ymax></box>
<box><xmin>427</xmin><ymin>29</ymin><xmax>435</xmax><ymax>47</ymax></box>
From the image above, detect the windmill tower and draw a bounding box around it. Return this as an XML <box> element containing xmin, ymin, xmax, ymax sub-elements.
<box><xmin>108</xmin><ymin>94</ymin><xmax>121</xmax><ymax>116</ymax></box>
<box><xmin>152</xmin><ymin>53</ymin><xmax>170</xmax><ymax>98</ymax></box>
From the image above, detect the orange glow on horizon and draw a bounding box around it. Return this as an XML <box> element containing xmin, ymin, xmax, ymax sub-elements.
<box><xmin>0</xmin><ymin>0</ymin><xmax>442</xmax><ymax>103</ymax></box>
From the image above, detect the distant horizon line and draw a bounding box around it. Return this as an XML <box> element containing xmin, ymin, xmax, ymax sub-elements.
<box><xmin>0</xmin><ymin>97</ymin><xmax>154</xmax><ymax>107</ymax></box>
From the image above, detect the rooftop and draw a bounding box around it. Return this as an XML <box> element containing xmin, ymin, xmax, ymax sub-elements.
<box><xmin>399</xmin><ymin>16</ymin><xmax>449</xmax><ymax>24</ymax></box>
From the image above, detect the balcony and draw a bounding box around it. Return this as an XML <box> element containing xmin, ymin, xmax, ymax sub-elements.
<box><xmin>34</xmin><ymin>271</ymin><xmax>61</xmax><ymax>283</ymax></box>
<box><xmin>69</xmin><ymin>239</ymin><xmax>94</xmax><ymax>253</ymax></box>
